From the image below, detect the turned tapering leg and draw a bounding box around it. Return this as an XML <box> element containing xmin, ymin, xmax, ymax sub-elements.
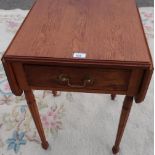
<box><xmin>111</xmin><ymin>94</ymin><xmax>116</xmax><ymax>100</ymax></box>
<box><xmin>112</xmin><ymin>96</ymin><xmax>133</xmax><ymax>154</ymax></box>
<box><xmin>24</xmin><ymin>90</ymin><xmax>49</xmax><ymax>149</ymax></box>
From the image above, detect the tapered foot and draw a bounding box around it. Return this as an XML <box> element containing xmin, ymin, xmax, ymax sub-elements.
<box><xmin>41</xmin><ymin>141</ymin><xmax>49</xmax><ymax>150</ymax></box>
<box><xmin>24</xmin><ymin>90</ymin><xmax>48</xmax><ymax>150</ymax></box>
<box><xmin>112</xmin><ymin>146</ymin><xmax>120</xmax><ymax>154</ymax></box>
<box><xmin>111</xmin><ymin>94</ymin><xmax>116</xmax><ymax>100</ymax></box>
<box><xmin>112</xmin><ymin>96</ymin><xmax>133</xmax><ymax>154</ymax></box>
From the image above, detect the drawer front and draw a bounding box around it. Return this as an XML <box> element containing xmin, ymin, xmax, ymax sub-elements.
<box><xmin>24</xmin><ymin>65</ymin><xmax>130</xmax><ymax>92</ymax></box>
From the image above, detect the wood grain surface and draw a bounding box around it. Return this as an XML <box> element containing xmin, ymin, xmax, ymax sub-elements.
<box><xmin>1</xmin><ymin>0</ymin><xmax>153</xmax><ymax>153</ymax></box>
<box><xmin>24</xmin><ymin>64</ymin><xmax>130</xmax><ymax>91</ymax></box>
<box><xmin>4</xmin><ymin>0</ymin><xmax>152</xmax><ymax>64</ymax></box>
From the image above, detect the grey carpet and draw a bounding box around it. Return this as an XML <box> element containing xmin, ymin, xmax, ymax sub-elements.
<box><xmin>0</xmin><ymin>0</ymin><xmax>154</xmax><ymax>10</ymax></box>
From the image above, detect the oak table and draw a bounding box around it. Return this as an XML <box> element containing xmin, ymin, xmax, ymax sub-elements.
<box><xmin>1</xmin><ymin>0</ymin><xmax>153</xmax><ymax>154</ymax></box>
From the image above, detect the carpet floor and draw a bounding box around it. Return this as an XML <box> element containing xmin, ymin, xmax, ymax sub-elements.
<box><xmin>0</xmin><ymin>7</ymin><xmax>154</xmax><ymax>155</ymax></box>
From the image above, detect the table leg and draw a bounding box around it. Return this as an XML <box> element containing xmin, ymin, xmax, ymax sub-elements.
<box><xmin>52</xmin><ymin>90</ymin><xmax>58</xmax><ymax>96</ymax></box>
<box><xmin>112</xmin><ymin>96</ymin><xmax>133</xmax><ymax>154</ymax></box>
<box><xmin>111</xmin><ymin>94</ymin><xmax>116</xmax><ymax>100</ymax></box>
<box><xmin>24</xmin><ymin>90</ymin><xmax>49</xmax><ymax>149</ymax></box>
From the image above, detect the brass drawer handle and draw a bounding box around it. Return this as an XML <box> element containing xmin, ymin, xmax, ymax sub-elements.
<box><xmin>58</xmin><ymin>74</ymin><xmax>94</xmax><ymax>88</ymax></box>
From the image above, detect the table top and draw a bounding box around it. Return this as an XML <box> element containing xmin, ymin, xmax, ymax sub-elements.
<box><xmin>4</xmin><ymin>0</ymin><xmax>152</xmax><ymax>66</ymax></box>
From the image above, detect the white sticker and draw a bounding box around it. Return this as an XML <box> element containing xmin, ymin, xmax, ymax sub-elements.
<box><xmin>73</xmin><ymin>52</ymin><xmax>86</xmax><ymax>58</ymax></box>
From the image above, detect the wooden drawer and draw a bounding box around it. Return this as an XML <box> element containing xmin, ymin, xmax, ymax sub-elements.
<box><xmin>24</xmin><ymin>65</ymin><xmax>131</xmax><ymax>92</ymax></box>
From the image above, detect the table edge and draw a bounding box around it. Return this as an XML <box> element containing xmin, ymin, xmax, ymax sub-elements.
<box><xmin>2</xmin><ymin>54</ymin><xmax>153</xmax><ymax>69</ymax></box>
